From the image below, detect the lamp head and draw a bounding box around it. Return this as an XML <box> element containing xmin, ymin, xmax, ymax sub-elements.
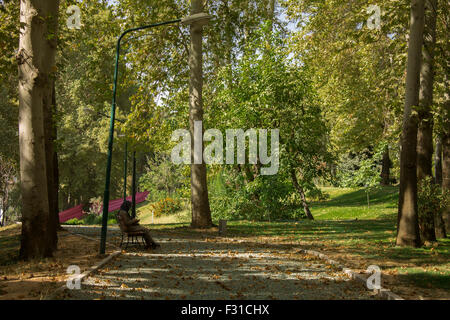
<box><xmin>181</xmin><ymin>13</ymin><xmax>211</xmax><ymax>26</ymax></box>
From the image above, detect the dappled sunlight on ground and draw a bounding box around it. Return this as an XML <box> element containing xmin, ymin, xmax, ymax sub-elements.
<box><xmin>58</xmin><ymin>229</ymin><xmax>377</xmax><ymax>300</ymax></box>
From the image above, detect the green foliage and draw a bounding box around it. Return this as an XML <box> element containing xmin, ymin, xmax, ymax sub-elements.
<box><xmin>138</xmin><ymin>153</ymin><xmax>188</xmax><ymax>202</ymax></box>
<box><xmin>335</xmin><ymin>146</ymin><xmax>384</xmax><ymax>188</ymax></box>
<box><xmin>56</xmin><ymin>0</ymin><xmax>128</xmax><ymax>206</ymax></box>
<box><xmin>64</xmin><ymin>218</ymin><xmax>84</xmax><ymax>225</ymax></box>
<box><xmin>149</xmin><ymin>197</ymin><xmax>183</xmax><ymax>217</ymax></box>
<box><xmin>63</xmin><ymin>211</ymin><xmax>117</xmax><ymax>225</ymax></box>
<box><xmin>417</xmin><ymin>177</ymin><xmax>449</xmax><ymax>230</ymax></box>
<box><xmin>209</xmin><ymin>168</ymin><xmax>305</xmax><ymax>221</ymax></box>
<box><xmin>283</xmin><ymin>0</ymin><xmax>409</xmax><ymax>185</ymax></box>
<box><xmin>205</xmin><ymin>25</ymin><xmax>330</xmax><ymax>221</ymax></box>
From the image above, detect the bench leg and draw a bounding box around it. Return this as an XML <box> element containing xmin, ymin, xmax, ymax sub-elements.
<box><xmin>125</xmin><ymin>235</ymin><xmax>130</xmax><ymax>250</ymax></box>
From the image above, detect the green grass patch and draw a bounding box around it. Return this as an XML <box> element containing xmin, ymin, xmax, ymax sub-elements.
<box><xmin>310</xmin><ymin>186</ymin><xmax>398</xmax><ymax>220</ymax></box>
<box><xmin>0</xmin><ymin>224</ymin><xmax>21</xmax><ymax>266</ymax></box>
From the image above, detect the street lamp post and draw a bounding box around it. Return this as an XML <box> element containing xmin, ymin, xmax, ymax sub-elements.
<box><xmin>123</xmin><ymin>142</ymin><xmax>128</xmax><ymax>201</ymax></box>
<box><xmin>131</xmin><ymin>151</ymin><xmax>137</xmax><ymax>218</ymax></box>
<box><xmin>99</xmin><ymin>13</ymin><xmax>211</xmax><ymax>254</ymax></box>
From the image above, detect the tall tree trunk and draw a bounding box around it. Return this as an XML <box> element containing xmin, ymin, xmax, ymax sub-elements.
<box><xmin>189</xmin><ymin>0</ymin><xmax>212</xmax><ymax>228</ymax></box>
<box><xmin>1</xmin><ymin>187</ymin><xmax>9</xmax><ymax>227</ymax></box>
<box><xmin>434</xmin><ymin>134</ymin><xmax>446</xmax><ymax>238</ymax></box>
<box><xmin>443</xmin><ymin>131</ymin><xmax>450</xmax><ymax>234</ymax></box>
<box><xmin>380</xmin><ymin>145</ymin><xmax>391</xmax><ymax>185</ymax></box>
<box><xmin>43</xmin><ymin>81</ymin><xmax>58</xmax><ymax>251</ymax></box>
<box><xmin>267</xmin><ymin>0</ymin><xmax>276</xmax><ymax>25</ymax></box>
<box><xmin>434</xmin><ymin>135</ymin><xmax>443</xmax><ymax>185</ymax></box>
<box><xmin>17</xmin><ymin>0</ymin><xmax>60</xmax><ymax>259</ymax></box>
<box><xmin>396</xmin><ymin>0</ymin><xmax>425</xmax><ymax>247</ymax></box>
<box><xmin>442</xmin><ymin>116</ymin><xmax>450</xmax><ymax>234</ymax></box>
<box><xmin>51</xmin><ymin>82</ymin><xmax>61</xmax><ymax>230</ymax></box>
<box><xmin>441</xmin><ymin>67</ymin><xmax>450</xmax><ymax>234</ymax></box>
<box><xmin>290</xmin><ymin>169</ymin><xmax>314</xmax><ymax>220</ymax></box>
<box><xmin>417</xmin><ymin>0</ymin><xmax>437</xmax><ymax>242</ymax></box>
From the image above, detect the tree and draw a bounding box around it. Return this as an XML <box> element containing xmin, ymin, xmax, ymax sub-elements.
<box><xmin>209</xmin><ymin>26</ymin><xmax>330</xmax><ymax>221</ymax></box>
<box><xmin>432</xmin><ymin>0</ymin><xmax>449</xmax><ymax>236</ymax></box>
<box><xmin>0</xmin><ymin>156</ymin><xmax>16</xmax><ymax>227</ymax></box>
<box><xmin>443</xmin><ymin>125</ymin><xmax>450</xmax><ymax>233</ymax></box>
<box><xmin>188</xmin><ymin>0</ymin><xmax>213</xmax><ymax>228</ymax></box>
<box><xmin>442</xmin><ymin>78</ymin><xmax>450</xmax><ymax>233</ymax></box>
<box><xmin>416</xmin><ymin>0</ymin><xmax>438</xmax><ymax>242</ymax></box>
<box><xmin>17</xmin><ymin>0</ymin><xmax>60</xmax><ymax>259</ymax></box>
<box><xmin>283</xmin><ymin>0</ymin><xmax>409</xmax><ymax>187</ymax></box>
<box><xmin>434</xmin><ymin>136</ymin><xmax>443</xmax><ymax>185</ymax></box>
<box><xmin>396</xmin><ymin>0</ymin><xmax>425</xmax><ymax>247</ymax></box>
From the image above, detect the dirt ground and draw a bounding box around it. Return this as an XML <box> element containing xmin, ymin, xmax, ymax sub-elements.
<box><xmin>0</xmin><ymin>224</ymin><xmax>116</xmax><ymax>300</ymax></box>
<box><xmin>56</xmin><ymin>228</ymin><xmax>379</xmax><ymax>300</ymax></box>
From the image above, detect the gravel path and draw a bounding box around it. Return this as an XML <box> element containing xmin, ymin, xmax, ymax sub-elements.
<box><xmin>59</xmin><ymin>226</ymin><xmax>378</xmax><ymax>300</ymax></box>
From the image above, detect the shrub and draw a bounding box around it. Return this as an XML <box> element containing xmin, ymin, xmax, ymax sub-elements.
<box><xmin>64</xmin><ymin>218</ymin><xmax>84</xmax><ymax>225</ymax></box>
<box><xmin>209</xmin><ymin>170</ymin><xmax>304</xmax><ymax>221</ymax></box>
<box><xmin>150</xmin><ymin>197</ymin><xmax>182</xmax><ymax>217</ymax></box>
<box><xmin>418</xmin><ymin>177</ymin><xmax>449</xmax><ymax>239</ymax></box>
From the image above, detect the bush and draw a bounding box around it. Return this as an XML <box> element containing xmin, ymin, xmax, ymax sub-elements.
<box><xmin>418</xmin><ymin>177</ymin><xmax>449</xmax><ymax>239</ymax></box>
<box><xmin>64</xmin><ymin>218</ymin><xmax>84</xmax><ymax>225</ymax></box>
<box><xmin>149</xmin><ymin>197</ymin><xmax>182</xmax><ymax>217</ymax></box>
<box><xmin>209</xmin><ymin>170</ymin><xmax>304</xmax><ymax>221</ymax></box>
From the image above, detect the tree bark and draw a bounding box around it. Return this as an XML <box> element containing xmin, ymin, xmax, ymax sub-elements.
<box><xmin>443</xmin><ymin>128</ymin><xmax>450</xmax><ymax>234</ymax></box>
<box><xmin>441</xmin><ymin>65</ymin><xmax>450</xmax><ymax>234</ymax></box>
<box><xmin>267</xmin><ymin>0</ymin><xmax>276</xmax><ymax>25</ymax></box>
<box><xmin>18</xmin><ymin>0</ymin><xmax>60</xmax><ymax>259</ymax></box>
<box><xmin>380</xmin><ymin>145</ymin><xmax>391</xmax><ymax>185</ymax></box>
<box><xmin>1</xmin><ymin>187</ymin><xmax>9</xmax><ymax>227</ymax></box>
<box><xmin>189</xmin><ymin>0</ymin><xmax>212</xmax><ymax>228</ymax></box>
<box><xmin>51</xmin><ymin>82</ymin><xmax>61</xmax><ymax>230</ymax></box>
<box><xmin>290</xmin><ymin>169</ymin><xmax>314</xmax><ymax>220</ymax></box>
<box><xmin>434</xmin><ymin>135</ymin><xmax>443</xmax><ymax>185</ymax></box>
<box><xmin>396</xmin><ymin>0</ymin><xmax>425</xmax><ymax>247</ymax></box>
<box><xmin>53</xmin><ymin>137</ymin><xmax>61</xmax><ymax>230</ymax></box>
<box><xmin>43</xmin><ymin>80</ymin><xmax>60</xmax><ymax>250</ymax></box>
<box><xmin>417</xmin><ymin>0</ymin><xmax>437</xmax><ymax>242</ymax></box>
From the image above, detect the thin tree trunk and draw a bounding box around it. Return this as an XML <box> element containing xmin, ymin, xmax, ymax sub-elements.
<box><xmin>441</xmin><ymin>65</ymin><xmax>450</xmax><ymax>234</ymax></box>
<box><xmin>1</xmin><ymin>188</ymin><xmax>9</xmax><ymax>227</ymax></box>
<box><xmin>189</xmin><ymin>0</ymin><xmax>212</xmax><ymax>228</ymax></box>
<box><xmin>417</xmin><ymin>0</ymin><xmax>437</xmax><ymax>242</ymax></box>
<box><xmin>243</xmin><ymin>164</ymin><xmax>255</xmax><ymax>183</ymax></box>
<box><xmin>44</xmin><ymin>81</ymin><xmax>59</xmax><ymax>250</ymax></box>
<box><xmin>380</xmin><ymin>145</ymin><xmax>391</xmax><ymax>185</ymax></box>
<box><xmin>267</xmin><ymin>0</ymin><xmax>276</xmax><ymax>26</ymax></box>
<box><xmin>443</xmin><ymin>129</ymin><xmax>450</xmax><ymax>234</ymax></box>
<box><xmin>54</xmin><ymin>143</ymin><xmax>62</xmax><ymax>230</ymax></box>
<box><xmin>17</xmin><ymin>0</ymin><xmax>60</xmax><ymax>259</ymax></box>
<box><xmin>51</xmin><ymin>82</ymin><xmax>62</xmax><ymax>231</ymax></box>
<box><xmin>290</xmin><ymin>169</ymin><xmax>314</xmax><ymax>220</ymax></box>
<box><xmin>396</xmin><ymin>0</ymin><xmax>425</xmax><ymax>247</ymax></box>
<box><xmin>434</xmin><ymin>135</ymin><xmax>443</xmax><ymax>185</ymax></box>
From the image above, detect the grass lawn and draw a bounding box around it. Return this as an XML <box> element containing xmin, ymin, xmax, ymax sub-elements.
<box><xmin>143</xmin><ymin>186</ymin><xmax>449</xmax><ymax>299</ymax></box>
<box><xmin>136</xmin><ymin>200</ymin><xmax>191</xmax><ymax>225</ymax></box>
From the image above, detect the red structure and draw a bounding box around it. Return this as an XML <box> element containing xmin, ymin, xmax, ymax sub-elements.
<box><xmin>58</xmin><ymin>191</ymin><xmax>150</xmax><ymax>223</ymax></box>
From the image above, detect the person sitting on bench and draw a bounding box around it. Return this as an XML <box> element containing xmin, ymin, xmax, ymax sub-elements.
<box><xmin>118</xmin><ymin>200</ymin><xmax>160</xmax><ymax>249</ymax></box>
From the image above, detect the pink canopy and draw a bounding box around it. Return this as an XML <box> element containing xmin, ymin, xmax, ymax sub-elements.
<box><xmin>58</xmin><ymin>191</ymin><xmax>150</xmax><ymax>223</ymax></box>
<box><xmin>58</xmin><ymin>204</ymin><xmax>84</xmax><ymax>223</ymax></box>
<box><xmin>101</xmin><ymin>191</ymin><xmax>150</xmax><ymax>213</ymax></box>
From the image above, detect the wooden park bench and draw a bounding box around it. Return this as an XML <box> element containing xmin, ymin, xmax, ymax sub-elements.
<box><xmin>115</xmin><ymin>212</ymin><xmax>146</xmax><ymax>249</ymax></box>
